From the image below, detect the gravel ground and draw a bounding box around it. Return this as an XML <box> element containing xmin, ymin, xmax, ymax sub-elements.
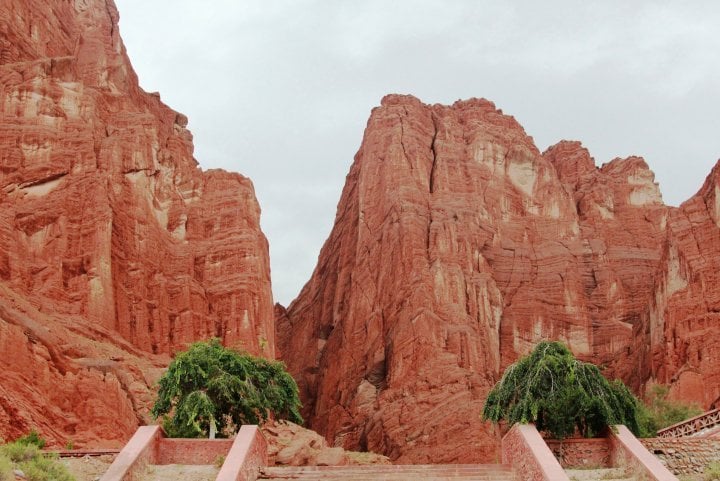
<box><xmin>143</xmin><ymin>464</ymin><xmax>219</xmax><ymax>481</ymax></box>
<box><xmin>61</xmin><ymin>456</ymin><xmax>219</xmax><ymax>481</ymax></box>
<box><xmin>62</xmin><ymin>455</ymin><xmax>116</xmax><ymax>481</ymax></box>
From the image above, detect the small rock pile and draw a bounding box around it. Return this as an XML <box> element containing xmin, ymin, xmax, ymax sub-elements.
<box><xmin>261</xmin><ymin>421</ymin><xmax>390</xmax><ymax>467</ymax></box>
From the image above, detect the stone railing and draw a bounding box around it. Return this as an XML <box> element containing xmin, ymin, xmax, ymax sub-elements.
<box><xmin>657</xmin><ymin>408</ymin><xmax>720</xmax><ymax>438</ymax></box>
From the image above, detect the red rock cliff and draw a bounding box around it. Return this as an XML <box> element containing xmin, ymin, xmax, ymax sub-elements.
<box><xmin>0</xmin><ymin>0</ymin><xmax>274</xmax><ymax>445</ymax></box>
<box><xmin>615</xmin><ymin>162</ymin><xmax>720</xmax><ymax>409</ymax></box>
<box><xmin>278</xmin><ymin>94</ymin><xmax>719</xmax><ymax>463</ymax></box>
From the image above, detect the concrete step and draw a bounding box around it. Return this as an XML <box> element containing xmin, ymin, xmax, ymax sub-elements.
<box><xmin>259</xmin><ymin>464</ymin><xmax>514</xmax><ymax>480</ymax></box>
<box><xmin>565</xmin><ymin>467</ymin><xmax>636</xmax><ymax>481</ymax></box>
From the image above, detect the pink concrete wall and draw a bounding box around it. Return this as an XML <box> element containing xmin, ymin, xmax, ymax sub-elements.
<box><xmin>157</xmin><ymin>439</ymin><xmax>233</xmax><ymax>465</ymax></box>
<box><xmin>608</xmin><ymin>425</ymin><xmax>678</xmax><ymax>481</ymax></box>
<box><xmin>100</xmin><ymin>425</ymin><xmax>268</xmax><ymax>481</ymax></box>
<box><xmin>216</xmin><ymin>425</ymin><xmax>267</xmax><ymax>481</ymax></box>
<box><xmin>502</xmin><ymin>424</ymin><xmax>570</xmax><ymax>481</ymax></box>
<box><xmin>99</xmin><ymin>425</ymin><xmax>161</xmax><ymax>481</ymax></box>
<box><xmin>545</xmin><ymin>438</ymin><xmax>611</xmax><ymax>468</ymax></box>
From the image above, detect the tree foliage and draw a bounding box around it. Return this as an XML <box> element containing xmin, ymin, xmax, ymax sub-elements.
<box><xmin>636</xmin><ymin>384</ymin><xmax>702</xmax><ymax>437</ymax></box>
<box><xmin>482</xmin><ymin>341</ymin><xmax>643</xmax><ymax>439</ymax></box>
<box><xmin>151</xmin><ymin>339</ymin><xmax>302</xmax><ymax>438</ymax></box>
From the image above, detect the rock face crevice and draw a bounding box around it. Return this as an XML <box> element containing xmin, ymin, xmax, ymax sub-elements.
<box><xmin>278</xmin><ymin>94</ymin><xmax>719</xmax><ymax>463</ymax></box>
<box><xmin>0</xmin><ymin>0</ymin><xmax>273</xmax><ymax>445</ymax></box>
<box><xmin>616</xmin><ymin>162</ymin><xmax>720</xmax><ymax>409</ymax></box>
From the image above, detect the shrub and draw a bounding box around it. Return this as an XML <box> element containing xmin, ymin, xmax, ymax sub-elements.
<box><xmin>1</xmin><ymin>441</ymin><xmax>39</xmax><ymax>462</ymax></box>
<box><xmin>705</xmin><ymin>461</ymin><xmax>720</xmax><ymax>481</ymax></box>
<box><xmin>15</xmin><ymin>431</ymin><xmax>45</xmax><ymax>449</ymax></box>
<box><xmin>18</xmin><ymin>453</ymin><xmax>74</xmax><ymax>481</ymax></box>
<box><xmin>152</xmin><ymin>339</ymin><xmax>303</xmax><ymax>438</ymax></box>
<box><xmin>637</xmin><ymin>384</ymin><xmax>703</xmax><ymax>437</ymax></box>
<box><xmin>482</xmin><ymin>341</ymin><xmax>643</xmax><ymax>439</ymax></box>
<box><xmin>0</xmin><ymin>442</ymin><xmax>74</xmax><ymax>481</ymax></box>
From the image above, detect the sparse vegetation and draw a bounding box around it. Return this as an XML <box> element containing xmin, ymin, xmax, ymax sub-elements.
<box><xmin>152</xmin><ymin>339</ymin><xmax>302</xmax><ymax>438</ymax></box>
<box><xmin>15</xmin><ymin>431</ymin><xmax>46</xmax><ymax>449</ymax></box>
<box><xmin>2</xmin><ymin>441</ymin><xmax>40</xmax><ymax>462</ymax></box>
<box><xmin>0</xmin><ymin>453</ymin><xmax>12</xmax><ymax>481</ymax></box>
<box><xmin>0</xmin><ymin>437</ymin><xmax>74</xmax><ymax>481</ymax></box>
<box><xmin>705</xmin><ymin>461</ymin><xmax>720</xmax><ymax>481</ymax></box>
<box><xmin>636</xmin><ymin>384</ymin><xmax>703</xmax><ymax>437</ymax></box>
<box><xmin>482</xmin><ymin>341</ymin><xmax>644</xmax><ymax>439</ymax></box>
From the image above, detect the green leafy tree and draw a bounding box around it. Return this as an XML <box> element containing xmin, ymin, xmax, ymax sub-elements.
<box><xmin>482</xmin><ymin>341</ymin><xmax>643</xmax><ymax>439</ymax></box>
<box><xmin>151</xmin><ymin>339</ymin><xmax>302</xmax><ymax>438</ymax></box>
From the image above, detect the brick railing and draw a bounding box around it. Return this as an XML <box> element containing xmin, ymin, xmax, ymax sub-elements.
<box><xmin>657</xmin><ymin>408</ymin><xmax>720</xmax><ymax>438</ymax></box>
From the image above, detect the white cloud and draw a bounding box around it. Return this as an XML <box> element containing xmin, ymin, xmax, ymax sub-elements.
<box><xmin>115</xmin><ymin>0</ymin><xmax>720</xmax><ymax>304</ymax></box>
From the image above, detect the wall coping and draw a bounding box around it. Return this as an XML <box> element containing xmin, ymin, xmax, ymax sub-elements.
<box><xmin>99</xmin><ymin>425</ymin><xmax>161</xmax><ymax>481</ymax></box>
<box><xmin>545</xmin><ymin>437</ymin><xmax>608</xmax><ymax>445</ymax></box>
<box><xmin>503</xmin><ymin>423</ymin><xmax>570</xmax><ymax>481</ymax></box>
<box><xmin>609</xmin><ymin>425</ymin><xmax>678</xmax><ymax>481</ymax></box>
<box><xmin>215</xmin><ymin>425</ymin><xmax>267</xmax><ymax>481</ymax></box>
<box><xmin>100</xmin><ymin>425</ymin><xmax>266</xmax><ymax>481</ymax></box>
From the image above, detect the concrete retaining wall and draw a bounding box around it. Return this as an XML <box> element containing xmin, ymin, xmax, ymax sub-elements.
<box><xmin>157</xmin><ymin>439</ymin><xmax>234</xmax><ymax>465</ymax></box>
<box><xmin>545</xmin><ymin>438</ymin><xmax>611</xmax><ymax>468</ymax></box>
<box><xmin>502</xmin><ymin>424</ymin><xmax>570</xmax><ymax>481</ymax></box>
<box><xmin>216</xmin><ymin>426</ymin><xmax>267</xmax><ymax>481</ymax></box>
<box><xmin>99</xmin><ymin>425</ymin><xmax>162</xmax><ymax>481</ymax></box>
<box><xmin>608</xmin><ymin>425</ymin><xmax>677</xmax><ymax>481</ymax></box>
<box><xmin>642</xmin><ymin>437</ymin><xmax>720</xmax><ymax>476</ymax></box>
<box><xmin>100</xmin><ymin>425</ymin><xmax>267</xmax><ymax>481</ymax></box>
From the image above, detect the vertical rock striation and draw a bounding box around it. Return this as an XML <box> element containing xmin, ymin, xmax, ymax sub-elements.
<box><xmin>617</xmin><ymin>163</ymin><xmax>720</xmax><ymax>409</ymax></box>
<box><xmin>0</xmin><ymin>0</ymin><xmax>273</xmax><ymax>445</ymax></box>
<box><xmin>279</xmin><ymin>94</ymin><xmax>719</xmax><ymax>463</ymax></box>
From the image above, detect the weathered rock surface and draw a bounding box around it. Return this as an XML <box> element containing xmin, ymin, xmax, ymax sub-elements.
<box><xmin>616</xmin><ymin>163</ymin><xmax>720</xmax><ymax>409</ymax></box>
<box><xmin>278</xmin><ymin>94</ymin><xmax>720</xmax><ymax>463</ymax></box>
<box><xmin>0</xmin><ymin>0</ymin><xmax>273</xmax><ymax>445</ymax></box>
<box><xmin>0</xmin><ymin>283</ymin><xmax>162</xmax><ymax>447</ymax></box>
<box><xmin>262</xmin><ymin>420</ymin><xmax>390</xmax><ymax>466</ymax></box>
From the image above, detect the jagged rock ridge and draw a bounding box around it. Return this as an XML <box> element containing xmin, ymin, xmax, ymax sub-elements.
<box><xmin>0</xmin><ymin>0</ymin><xmax>274</xmax><ymax>445</ymax></box>
<box><xmin>278</xmin><ymin>94</ymin><xmax>720</xmax><ymax>463</ymax></box>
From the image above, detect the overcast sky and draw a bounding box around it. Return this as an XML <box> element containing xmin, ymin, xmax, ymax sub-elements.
<box><xmin>114</xmin><ymin>0</ymin><xmax>720</xmax><ymax>306</ymax></box>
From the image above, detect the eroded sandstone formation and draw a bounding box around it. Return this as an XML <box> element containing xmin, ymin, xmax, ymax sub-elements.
<box><xmin>0</xmin><ymin>0</ymin><xmax>273</xmax><ymax>445</ymax></box>
<box><xmin>278</xmin><ymin>94</ymin><xmax>720</xmax><ymax>463</ymax></box>
<box><xmin>262</xmin><ymin>420</ymin><xmax>390</xmax><ymax>466</ymax></box>
<box><xmin>616</xmin><ymin>163</ymin><xmax>720</xmax><ymax>409</ymax></box>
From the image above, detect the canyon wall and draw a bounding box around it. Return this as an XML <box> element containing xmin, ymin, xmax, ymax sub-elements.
<box><xmin>3</xmin><ymin>0</ymin><xmax>718</xmax><ymax>460</ymax></box>
<box><xmin>278</xmin><ymin>94</ymin><xmax>720</xmax><ymax>463</ymax></box>
<box><xmin>0</xmin><ymin>0</ymin><xmax>273</xmax><ymax>445</ymax></box>
<box><xmin>615</xmin><ymin>163</ymin><xmax>720</xmax><ymax>409</ymax></box>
